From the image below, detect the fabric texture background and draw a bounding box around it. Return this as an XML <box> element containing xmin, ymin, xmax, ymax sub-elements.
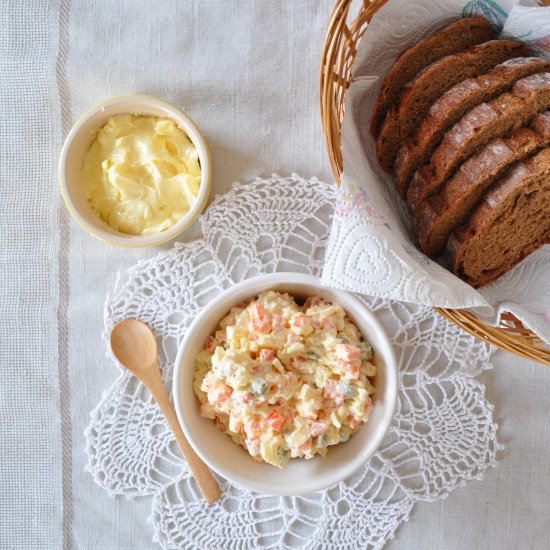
<box><xmin>1</xmin><ymin>1</ymin><xmax>550</xmax><ymax>549</ymax></box>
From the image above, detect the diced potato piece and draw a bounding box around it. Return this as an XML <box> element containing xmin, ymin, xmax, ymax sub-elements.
<box><xmin>296</xmin><ymin>384</ymin><xmax>322</xmax><ymax>419</ymax></box>
<box><xmin>286</xmin><ymin>419</ymin><xmax>310</xmax><ymax>449</ymax></box>
<box><xmin>362</xmin><ymin>360</ymin><xmax>377</xmax><ymax>378</ymax></box>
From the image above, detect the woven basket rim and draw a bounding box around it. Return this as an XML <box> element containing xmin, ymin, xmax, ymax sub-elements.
<box><xmin>319</xmin><ymin>0</ymin><xmax>550</xmax><ymax>364</ymax></box>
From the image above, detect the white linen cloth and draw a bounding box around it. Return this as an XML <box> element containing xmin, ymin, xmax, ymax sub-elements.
<box><xmin>322</xmin><ymin>0</ymin><xmax>550</xmax><ymax>343</ymax></box>
<box><xmin>2</xmin><ymin>1</ymin><xmax>550</xmax><ymax>549</ymax></box>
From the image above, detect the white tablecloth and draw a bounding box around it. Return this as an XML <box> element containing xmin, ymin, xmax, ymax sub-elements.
<box><xmin>1</xmin><ymin>1</ymin><xmax>549</xmax><ymax>549</ymax></box>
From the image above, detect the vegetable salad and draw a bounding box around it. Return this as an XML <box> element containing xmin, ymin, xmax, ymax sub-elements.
<box><xmin>193</xmin><ymin>291</ymin><xmax>376</xmax><ymax>468</ymax></box>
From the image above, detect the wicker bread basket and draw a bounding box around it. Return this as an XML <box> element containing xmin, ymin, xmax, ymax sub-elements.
<box><xmin>319</xmin><ymin>0</ymin><xmax>550</xmax><ymax>364</ymax></box>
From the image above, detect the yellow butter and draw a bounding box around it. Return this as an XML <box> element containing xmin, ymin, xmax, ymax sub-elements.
<box><xmin>81</xmin><ymin>114</ymin><xmax>201</xmax><ymax>235</ymax></box>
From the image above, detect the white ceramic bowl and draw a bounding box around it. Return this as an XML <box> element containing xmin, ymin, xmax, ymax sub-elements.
<box><xmin>173</xmin><ymin>273</ymin><xmax>398</xmax><ymax>495</ymax></box>
<box><xmin>59</xmin><ymin>94</ymin><xmax>211</xmax><ymax>247</ymax></box>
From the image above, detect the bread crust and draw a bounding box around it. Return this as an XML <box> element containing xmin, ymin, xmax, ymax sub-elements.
<box><xmin>445</xmin><ymin>148</ymin><xmax>550</xmax><ymax>287</ymax></box>
<box><xmin>394</xmin><ymin>57</ymin><xmax>550</xmax><ymax>197</ymax></box>
<box><xmin>413</xmin><ymin>112</ymin><xmax>550</xmax><ymax>257</ymax></box>
<box><xmin>370</xmin><ymin>17</ymin><xmax>495</xmax><ymax>139</ymax></box>
<box><xmin>406</xmin><ymin>72</ymin><xmax>550</xmax><ymax>211</ymax></box>
<box><xmin>376</xmin><ymin>40</ymin><xmax>528</xmax><ymax>173</ymax></box>
<box><xmin>369</xmin><ymin>20</ymin><xmax>550</xmax><ymax>288</ymax></box>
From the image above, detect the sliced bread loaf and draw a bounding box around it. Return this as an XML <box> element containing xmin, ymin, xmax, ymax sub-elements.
<box><xmin>376</xmin><ymin>39</ymin><xmax>528</xmax><ymax>172</ymax></box>
<box><xmin>445</xmin><ymin>147</ymin><xmax>550</xmax><ymax>288</ymax></box>
<box><xmin>407</xmin><ymin>72</ymin><xmax>550</xmax><ymax>211</ymax></box>
<box><xmin>394</xmin><ymin>57</ymin><xmax>550</xmax><ymax>197</ymax></box>
<box><xmin>414</xmin><ymin>111</ymin><xmax>550</xmax><ymax>257</ymax></box>
<box><xmin>370</xmin><ymin>17</ymin><xmax>496</xmax><ymax>139</ymax></box>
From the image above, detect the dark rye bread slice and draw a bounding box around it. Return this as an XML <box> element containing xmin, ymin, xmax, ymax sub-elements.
<box><xmin>414</xmin><ymin>112</ymin><xmax>550</xmax><ymax>257</ymax></box>
<box><xmin>376</xmin><ymin>39</ymin><xmax>528</xmax><ymax>172</ymax></box>
<box><xmin>446</xmin><ymin>147</ymin><xmax>550</xmax><ymax>288</ymax></box>
<box><xmin>407</xmin><ymin>72</ymin><xmax>550</xmax><ymax>211</ymax></box>
<box><xmin>394</xmin><ymin>57</ymin><xmax>550</xmax><ymax>197</ymax></box>
<box><xmin>370</xmin><ymin>17</ymin><xmax>495</xmax><ymax>139</ymax></box>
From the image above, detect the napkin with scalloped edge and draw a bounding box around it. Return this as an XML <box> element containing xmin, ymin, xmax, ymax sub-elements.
<box><xmin>322</xmin><ymin>0</ymin><xmax>550</xmax><ymax>345</ymax></box>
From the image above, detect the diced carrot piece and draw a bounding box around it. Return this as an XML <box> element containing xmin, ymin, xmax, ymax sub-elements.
<box><xmin>336</xmin><ymin>344</ymin><xmax>360</xmax><ymax>362</ymax></box>
<box><xmin>213</xmin><ymin>384</ymin><xmax>233</xmax><ymax>404</ymax></box>
<box><xmin>272</xmin><ymin>314</ymin><xmax>286</xmax><ymax>331</ymax></box>
<box><xmin>229</xmin><ymin>410</ymin><xmax>243</xmax><ymax>432</ymax></box>
<box><xmin>259</xmin><ymin>348</ymin><xmax>275</xmax><ymax>362</ymax></box>
<box><xmin>250</xmin><ymin>304</ymin><xmax>272</xmax><ymax>333</ymax></box>
<box><xmin>251</xmin><ymin>422</ymin><xmax>263</xmax><ymax>433</ymax></box>
<box><xmin>320</xmin><ymin>317</ymin><xmax>334</xmax><ymax>329</ymax></box>
<box><xmin>292</xmin><ymin>313</ymin><xmax>306</xmax><ymax>327</ymax></box>
<box><xmin>304</xmin><ymin>295</ymin><xmax>323</xmax><ymax>308</ymax></box>
<box><xmin>323</xmin><ymin>379</ymin><xmax>337</xmax><ymax>399</ymax></box>
<box><xmin>251</xmin><ymin>303</ymin><xmax>265</xmax><ymax>318</ymax></box>
<box><xmin>310</xmin><ymin>421</ymin><xmax>328</xmax><ymax>437</ymax></box>
<box><xmin>244</xmin><ymin>392</ymin><xmax>255</xmax><ymax>405</ymax></box>
<box><xmin>333</xmin><ymin>394</ymin><xmax>344</xmax><ymax>406</ymax></box>
<box><xmin>205</xmin><ymin>336</ymin><xmax>217</xmax><ymax>353</ymax></box>
<box><xmin>252</xmin><ymin>318</ymin><xmax>271</xmax><ymax>333</ymax></box>
<box><xmin>265</xmin><ymin>411</ymin><xmax>285</xmax><ymax>432</ymax></box>
<box><xmin>337</xmin><ymin>360</ymin><xmax>360</xmax><ymax>380</ymax></box>
<box><xmin>299</xmin><ymin>438</ymin><xmax>313</xmax><ymax>451</ymax></box>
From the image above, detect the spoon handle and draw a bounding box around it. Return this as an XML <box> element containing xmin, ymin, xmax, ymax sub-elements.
<box><xmin>142</xmin><ymin>364</ymin><xmax>221</xmax><ymax>504</ymax></box>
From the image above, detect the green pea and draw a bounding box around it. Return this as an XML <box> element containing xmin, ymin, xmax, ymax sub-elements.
<box><xmin>248</xmin><ymin>379</ymin><xmax>268</xmax><ymax>396</ymax></box>
<box><xmin>338</xmin><ymin>380</ymin><xmax>356</xmax><ymax>399</ymax></box>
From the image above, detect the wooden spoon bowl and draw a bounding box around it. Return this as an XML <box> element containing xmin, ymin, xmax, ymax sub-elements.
<box><xmin>110</xmin><ymin>318</ymin><xmax>221</xmax><ymax>504</ymax></box>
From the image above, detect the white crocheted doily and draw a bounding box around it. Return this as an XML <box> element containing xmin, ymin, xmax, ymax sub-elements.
<box><xmin>85</xmin><ymin>175</ymin><xmax>499</xmax><ymax>550</ymax></box>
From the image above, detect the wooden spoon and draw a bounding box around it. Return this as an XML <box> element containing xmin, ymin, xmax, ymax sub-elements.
<box><xmin>110</xmin><ymin>318</ymin><xmax>221</xmax><ymax>504</ymax></box>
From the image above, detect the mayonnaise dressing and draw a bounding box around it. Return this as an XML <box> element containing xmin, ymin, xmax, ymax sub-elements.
<box><xmin>81</xmin><ymin>114</ymin><xmax>201</xmax><ymax>235</ymax></box>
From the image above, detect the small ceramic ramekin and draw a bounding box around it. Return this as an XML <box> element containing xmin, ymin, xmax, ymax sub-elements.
<box><xmin>173</xmin><ymin>273</ymin><xmax>398</xmax><ymax>495</ymax></box>
<box><xmin>59</xmin><ymin>94</ymin><xmax>212</xmax><ymax>247</ymax></box>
